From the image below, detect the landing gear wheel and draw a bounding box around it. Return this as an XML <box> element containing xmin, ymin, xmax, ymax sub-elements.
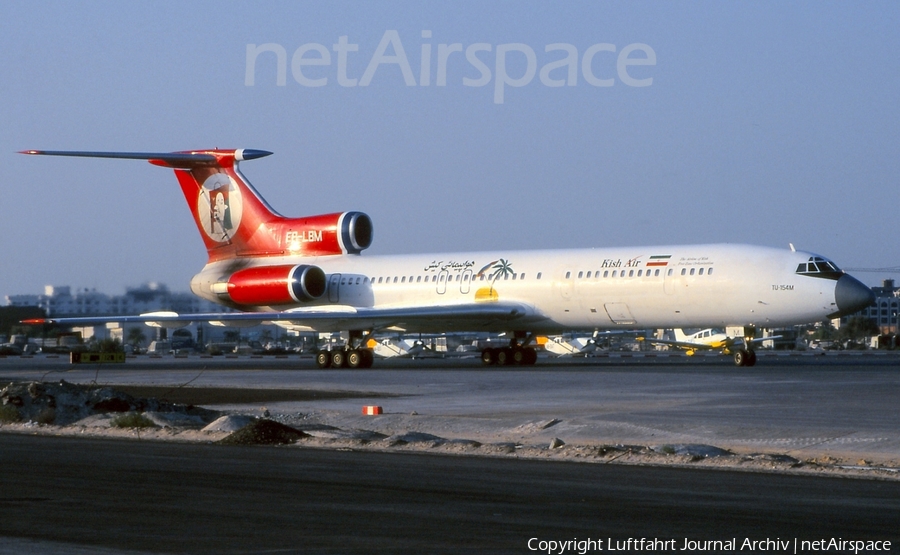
<box><xmin>347</xmin><ymin>349</ymin><xmax>364</xmax><ymax>369</ymax></box>
<box><xmin>360</xmin><ymin>348</ymin><xmax>374</xmax><ymax>368</ymax></box>
<box><xmin>315</xmin><ymin>350</ymin><xmax>332</xmax><ymax>369</ymax></box>
<box><xmin>331</xmin><ymin>350</ymin><xmax>347</xmax><ymax>369</ymax></box>
<box><xmin>746</xmin><ymin>349</ymin><xmax>757</xmax><ymax>367</ymax></box>
<box><xmin>482</xmin><ymin>345</ymin><xmax>536</xmax><ymax>365</ymax></box>
<box><xmin>733</xmin><ymin>349</ymin><xmax>757</xmax><ymax>367</ymax></box>
<box><xmin>512</xmin><ymin>347</ymin><xmax>527</xmax><ymax>365</ymax></box>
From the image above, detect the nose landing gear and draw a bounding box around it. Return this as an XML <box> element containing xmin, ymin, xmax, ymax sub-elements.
<box><xmin>733</xmin><ymin>326</ymin><xmax>758</xmax><ymax>367</ymax></box>
<box><xmin>733</xmin><ymin>349</ymin><xmax>757</xmax><ymax>367</ymax></box>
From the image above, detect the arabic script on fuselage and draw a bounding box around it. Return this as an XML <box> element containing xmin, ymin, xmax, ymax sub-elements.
<box><xmin>424</xmin><ymin>260</ymin><xmax>476</xmax><ymax>273</ymax></box>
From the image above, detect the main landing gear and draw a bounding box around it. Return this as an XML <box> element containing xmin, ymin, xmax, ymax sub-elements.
<box><xmin>315</xmin><ymin>330</ymin><xmax>374</xmax><ymax>369</ymax></box>
<box><xmin>315</xmin><ymin>348</ymin><xmax>374</xmax><ymax>369</ymax></box>
<box><xmin>481</xmin><ymin>334</ymin><xmax>538</xmax><ymax>366</ymax></box>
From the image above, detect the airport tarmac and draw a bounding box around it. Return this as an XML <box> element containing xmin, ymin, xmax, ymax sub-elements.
<box><xmin>2</xmin><ymin>433</ymin><xmax>899</xmax><ymax>555</ymax></box>
<box><xmin>1</xmin><ymin>351</ymin><xmax>899</xmax><ymax>473</ymax></box>
<box><xmin>2</xmin><ymin>352</ymin><xmax>900</xmax><ymax>553</ymax></box>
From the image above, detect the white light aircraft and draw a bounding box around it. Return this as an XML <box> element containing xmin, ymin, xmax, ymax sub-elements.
<box><xmin>541</xmin><ymin>335</ymin><xmax>601</xmax><ymax>357</ymax></box>
<box><xmin>367</xmin><ymin>337</ymin><xmax>428</xmax><ymax>359</ymax></box>
<box><xmin>638</xmin><ymin>328</ymin><xmax>782</xmax><ymax>364</ymax></box>
<box><xmin>20</xmin><ymin>149</ymin><xmax>875</xmax><ymax>367</ymax></box>
<box><xmin>540</xmin><ymin>330</ymin><xmax>638</xmax><ymax>357</ymax></box>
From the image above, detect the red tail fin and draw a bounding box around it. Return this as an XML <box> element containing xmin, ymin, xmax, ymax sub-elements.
<box><xmin>21</xmin><ymin>149</ymin><xmax>373</xmax><ymax>262</ymax></box>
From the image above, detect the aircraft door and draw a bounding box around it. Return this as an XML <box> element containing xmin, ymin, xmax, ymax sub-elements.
<box><xmin>604</xmin><ymin>302</ymin><xmax>636</xmax><ymax>325</ymax></box>
<box><xmin>328</xmin><ymin>273</ymin><xmax>341</xmax><ymax>303</ymax></box>
<box><xmin>664</xmin><ymin>268</ymin><xmax>676</xmax><ymax>295</ymax></box>
<box><xmin>436</xmin><ymin>270</ymin><xmax>449</xmax><ymax>294</ymax></box>
<box><xmin>460</xmin><ymin>269</ymin><xmax>473</xmax><ymax>294</ymax></box>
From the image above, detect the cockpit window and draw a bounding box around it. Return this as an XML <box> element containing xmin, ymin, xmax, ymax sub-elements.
<box><xmin>796</xmin><ymin>256</ymin><xmax>843</xmax><ymax>280</ymax></box>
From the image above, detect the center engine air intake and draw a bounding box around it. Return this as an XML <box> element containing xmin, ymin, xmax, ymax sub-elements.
<box><xmin>224</xmin><ymin>264</ymin><xmax>327</xmax><ymax>306</ymax></box>
<box><xmin>340</xmin><ymin>211</ymin><xmax>373</xmax><ymax>254</ymax></box>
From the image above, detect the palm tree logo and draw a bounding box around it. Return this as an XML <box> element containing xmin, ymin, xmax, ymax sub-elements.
<box><xmin>477</xmin><ymin>258</ymin><xmax>514</xmax><ymax>292</ymax></box>
<box><xmin>474</xmin><ymin>259</ymin><xmax>514</xmax><ymax>301</ymax></box>
<box><xmin>489</xmin><ymin>258</ymin><xmax>514</xmax><ymax>279</ymax></box>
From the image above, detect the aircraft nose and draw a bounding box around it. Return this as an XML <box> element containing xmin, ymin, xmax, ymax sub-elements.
<box><xmin>832</xmin><ymin>274</ymin><xmax>875</xmax><ymax>317</ymax></box>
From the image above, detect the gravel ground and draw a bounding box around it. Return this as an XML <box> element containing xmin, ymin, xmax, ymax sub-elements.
<box><xmin>2</xmin><ymin>379</ymin><xmax>899</xmax><ymax>481</ymax></box>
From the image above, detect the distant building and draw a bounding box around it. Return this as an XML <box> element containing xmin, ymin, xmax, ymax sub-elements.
<box><xmin>3</xmin><ymin>283</ymin><xmax>302</xmax><ymax>349</ymax></box>
<box><xmin>863</xmin><ymin>279</ymin><xmax>900</xmax><ymax>334</ymax></box>
<box><xmin>835</xmin><ymin>279</ymin><xmax>898</xmax><ymax>334</ymax></box>
<box><xmin>4</xmin><ymin>283</ymin><xmax>236</xmax><ymax>345</ymax></box>
<box><xmin>5</xmin><ymin>283</ymin><xmax>228</xmax><ymax>318</ymax></box>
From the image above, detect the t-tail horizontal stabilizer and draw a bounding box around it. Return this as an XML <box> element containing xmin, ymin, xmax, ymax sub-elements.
<box><xmin>19</xmin><ymin>149</ymin><xmax>272</xmax><ymax>168</ymax></box>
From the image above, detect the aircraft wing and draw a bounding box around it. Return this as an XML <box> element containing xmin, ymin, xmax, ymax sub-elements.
<box><xmin>747</xmin><ymin>335</ymin><xmax>782</xmax><ymax>345</ymax></box>
<box><xmin>22</xmin><ymin>302</ymin><xmax>541</xmax><ymax>333</ymax></box>
<box><xmin>637</xmin><ymin>337</ymin><xmax>724</xmax><ymax>351</ymax></box>
<box><xmin>639</xmin><ymin>336</ymin><xmax>781</xmax><ymax>351</ymax></box>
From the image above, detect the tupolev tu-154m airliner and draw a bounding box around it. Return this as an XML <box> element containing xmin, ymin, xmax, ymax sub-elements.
<box><xmin>20</xmin><ymin>148</ymin><xmax>875</xmax><ymax>367</ymax></box>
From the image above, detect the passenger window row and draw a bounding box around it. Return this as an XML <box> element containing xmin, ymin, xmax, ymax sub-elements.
<box><xmin>368</xmin><ymin>272</ymin><xmax>544</xmax><ymax>285</ymax></box>
<box><xmin>341</xmin><ymin>266</ymin><xmax>717</xmax><ymax>287</ymax></box>
<box><xmin>566</xmin><ymin>267</ymin><xmax>714</xmax><ymax>279</ymax></box>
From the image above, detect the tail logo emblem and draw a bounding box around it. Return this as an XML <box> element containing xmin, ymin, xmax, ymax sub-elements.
<box><xmin>197</xmin><ymin>173</ymin><xmax>243</xmax><ymax>243</ymax></box>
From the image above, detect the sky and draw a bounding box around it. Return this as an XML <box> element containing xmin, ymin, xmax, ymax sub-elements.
<box><xmin>2</xmin><ymin>1</ymin><xmax>899</xmax><ymax>300</ymax></box>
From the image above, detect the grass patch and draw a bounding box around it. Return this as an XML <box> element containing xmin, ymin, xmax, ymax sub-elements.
<box><xmin>110</xmin><ymin>412</ymin><xmax>157</xmax><ymax>429</ymax></box>
<box><xmin>35</xmin><ymin>407</ymin><xmax>56</xmax><ymax>425</ymax></box>
<box><xmin>0</xmin><ymin>404</ymin><xmax>20</xmax><ymax>423</ymax></box>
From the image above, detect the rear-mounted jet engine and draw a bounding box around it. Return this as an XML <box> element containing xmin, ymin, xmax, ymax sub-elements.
<box><xmin>212</xmin><ymin>264</ymin><xmax>327</xmax><ymax>306</ymax></box>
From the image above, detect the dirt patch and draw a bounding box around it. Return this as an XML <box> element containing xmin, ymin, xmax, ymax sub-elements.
<box><xmin>217</xmin><ymin>419</ymin><xmax>308</xmax><ymax>446</ymax></box>
<box><xmin>0</xmin><ymin>380</ymin><xmax>218</xmax><ymax>426</ymax></box>
<box><xmin>112</xmin><ymin>386</ymin><xmax>398</xmax><ymax>406</ymax></box>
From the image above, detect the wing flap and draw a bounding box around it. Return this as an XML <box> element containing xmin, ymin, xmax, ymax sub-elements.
<box><xmin>22</xmin><ymin>302</ymin><xmax>538</xmax><ymax>333</ymax></box>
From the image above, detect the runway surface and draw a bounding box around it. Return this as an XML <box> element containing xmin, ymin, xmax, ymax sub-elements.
<box><xmin>1</xmin><ymin>434</ymin><xmax>898</xmax><ymax>554</ymax></box>
<box><xmin>1</xmin><ymin>353</ymin><xmax>899</xmax><ymax>553</ymax></box>
<box><xmin>3</xmin><ymin>352</ymin><xmax>899</xmax><ymax>463</ymax></box>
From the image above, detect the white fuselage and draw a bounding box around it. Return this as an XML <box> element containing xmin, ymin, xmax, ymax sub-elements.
<box><xmin>191</xmin><ymin>243</ymin><xmax>848</xmax><ymax>333</ymax></box>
